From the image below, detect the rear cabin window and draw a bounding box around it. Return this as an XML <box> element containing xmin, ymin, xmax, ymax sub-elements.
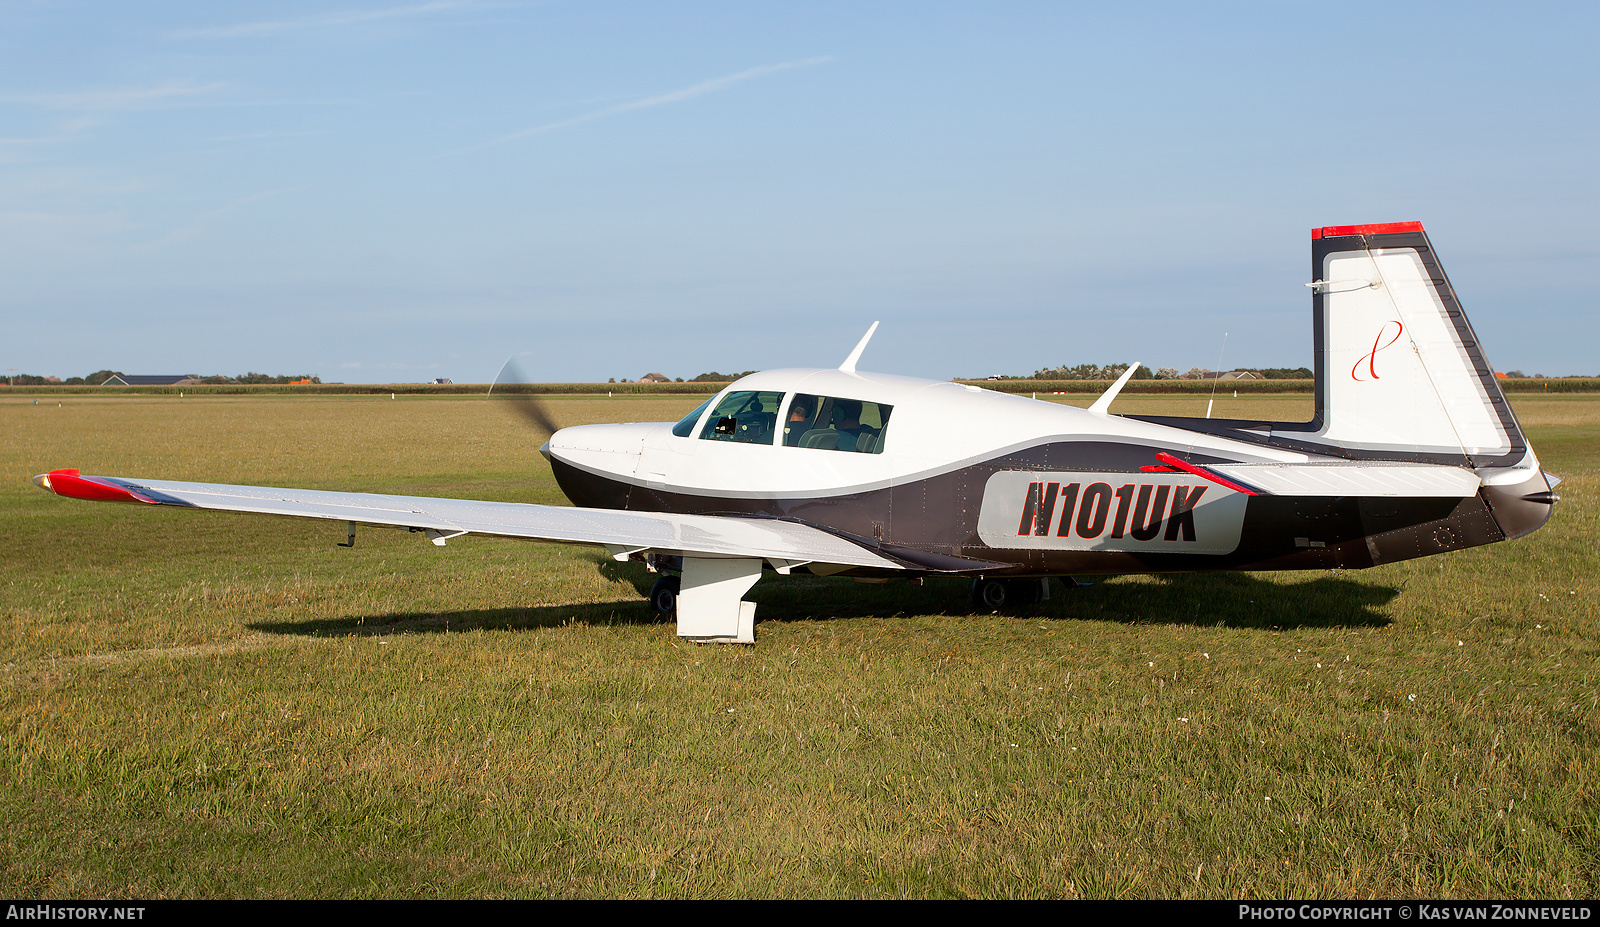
<box><xmin>782</xmin><ymin>394</ymin><xmax>892</xmax><ymax>454</ymax></box>
<box><xmin>697</xmin><ymin>391</ymin><xmax>784</xmax><ymax>445</ymax></box>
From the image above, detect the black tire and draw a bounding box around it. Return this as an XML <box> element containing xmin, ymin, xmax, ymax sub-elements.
<box><xmin>1006</xmin><ymin>579</ymin><xmax>1043</xmax><ymax>606</ymax></box>
<box><xmin>973</xmin><ymin>577</ymin><xmax>1046</xmax><ymax>610</ymax></box>
<box><xmin>649</xmin><ymin>575</ymin><xmax>680</xmax><ymax>615</ymax></box>
<box><xmin>972</xmin><ymin>577</ymin><xmax>1009</xmax><ymax>610</ymax></box>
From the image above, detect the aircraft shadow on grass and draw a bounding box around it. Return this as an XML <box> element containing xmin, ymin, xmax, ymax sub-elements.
<box><xmin>249</xmin><ymin>554</ymin><xmax>1396</xmax><ymax>639</ymax></box>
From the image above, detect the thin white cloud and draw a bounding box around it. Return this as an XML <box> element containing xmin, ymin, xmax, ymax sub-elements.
<box><xmin>0</xmin><ymin>117</ymin><xmax>100</xmax><ymax>161</ymax></box>
<box><xmin>0</xmin><ymin>81</ymin><xmax>223</xmax><ymax>112</ymax></box>
<box><xmin>0</xmin><ymin>165</ymin><xmax>150</xmax><ymax>198</ymax></box>
<box><xmin>339</xmin><ymin>360</ymin><xmax>443</xmax><ymax>370</ymax></box>
<box><xmin>173</xmin><ymin>1</ymin><xmax>483</xmax><ymax>39</ymax></box>
<box><xmin>0</xmin><ymin>133</ymin><xmax>73</xmax><ymax>149</ymax></box>
<box><xmin>144</xmin><ymin>185</ymin><xmax>311</xmax><ymax>248</ymax></box>
<box><xmin>0</xmin><ymin>210</ymin><xmax>139</xmax><ymax>250</ymax></box>
<box><xmin>212</xmin><ymin>129</ymin><xmax>325</xmax><ymax>142</ymax></box>
<box><xmin>437</xmin><ymin>56</ymin><xmax>833</xmax><ymax>158</ymax></box>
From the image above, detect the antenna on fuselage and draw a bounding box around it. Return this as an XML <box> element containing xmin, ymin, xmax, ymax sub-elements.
<box><xmin>1087</xmin><ymin>363</ymin><xmax>1142</xmax><ymax>415</ymax></box>
<box><xmin>838</xmin><ymin>321</ymin><xmax>880</xmax><ymax>374</ymax></box>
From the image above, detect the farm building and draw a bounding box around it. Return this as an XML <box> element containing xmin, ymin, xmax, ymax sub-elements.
<box><xmin>1181</xmin><ymin>370</ymin><xmax>1265</xmax><ymax>381</ymax></box>
<box><xmin>100</xmin><ymin>375</ymin><xmax>203</xmax><ymax>386</ymax></box>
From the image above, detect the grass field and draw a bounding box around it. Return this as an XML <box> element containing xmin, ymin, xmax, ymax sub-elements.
<box><xmin>2</xmin><ymin>391</ymin><xmax>1595</xmax><ymax>898</ymax></box>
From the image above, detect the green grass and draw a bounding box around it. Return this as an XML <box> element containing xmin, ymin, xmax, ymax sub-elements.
<box><xmin>1</xmin><ymin>393</ymin><xmax>1595</xmax><ymax>898</ymax></box>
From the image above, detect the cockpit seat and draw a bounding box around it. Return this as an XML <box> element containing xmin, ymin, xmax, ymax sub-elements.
<box><xmin>799</xmin><ymin>429</ymin><xmax>840</xmax><ymax>450</ymax></box>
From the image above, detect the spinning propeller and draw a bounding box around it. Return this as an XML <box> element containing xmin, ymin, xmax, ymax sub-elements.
<box><xmin>488</xmin><ymin>355</ymin><xmax>561</xmax><ymax>437</ymax></box>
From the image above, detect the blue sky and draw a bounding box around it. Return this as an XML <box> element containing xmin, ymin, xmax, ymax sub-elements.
<box><xmin>4</xmin><ymin>1</ymin><xmax>1596</xmax><ymax>383</ymax></box>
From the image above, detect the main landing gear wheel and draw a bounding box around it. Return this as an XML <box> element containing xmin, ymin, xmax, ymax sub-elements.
<box><xmin>971</xmin><ymin>577</ymin><xmax>1044</xmax><ymax>610</ymax></box>
<box><xmin>649</xmin><ymin>575</ymin><xmax>681</xmax><ymax>615</ymax></box>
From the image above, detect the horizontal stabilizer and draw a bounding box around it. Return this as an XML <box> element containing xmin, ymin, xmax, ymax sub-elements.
<box><xmin>1207</xmin><ymin>461</ymin><xmax>1481</xmax><ymax>497</ymax></box>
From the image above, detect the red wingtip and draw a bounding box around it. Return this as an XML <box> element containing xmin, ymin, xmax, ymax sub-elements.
<box><xmin>35</xmin><ymin>469</ymin><xmax>157</xmax><ymax>504</ymax></box>
<box><xmin>1312</xmin><ymin>221</ymin><xmax>1425</xmax><ymax>240</ymax></box>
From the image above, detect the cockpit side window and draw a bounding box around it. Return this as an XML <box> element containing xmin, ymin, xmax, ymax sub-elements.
<box><xmin>671</xmin><ymin>398</ymin><xmax>714</xmax><ymax>438</ymax></box>
<box><xmin>697</xmin><ymin>390</ymin><xmax>784</xmax><ymax>445</ymax></box>
<box><xmin>783</xmin><ymin>393</ymin><xmax>892</xmax><ymax>454</ymax></box>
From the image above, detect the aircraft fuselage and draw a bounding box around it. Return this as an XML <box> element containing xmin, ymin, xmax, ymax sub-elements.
<box><xmin>542</xmin><ymin>367</ymin><xmax>1548</xmax><ymax>578</ymax></box>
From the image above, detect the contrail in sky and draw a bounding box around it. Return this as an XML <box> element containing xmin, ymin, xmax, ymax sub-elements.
<box><xmin>435</xmin><ymin>56</ymin><xmax>833</xmax><ymax>159</ymax></box>
<box><xmin>0</xmin><ymin>81</ymin><xmax>222</xmax><ymax>111</ymax></box>
<box><xmin>173</xmin><ymin>1</ymin><xmax>480</xmax><ymax>39</ymax></box>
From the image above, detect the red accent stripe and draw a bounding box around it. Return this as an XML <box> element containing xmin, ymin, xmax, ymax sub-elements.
<box><xmin>1312</xmin><ymin>221</ymin><xmax>1425</xmax><ymax>240</ymax></box>
<box><xmin>1154</xmin><ymin>453</ymin><xmax>1258</xmax><ymax>496</ymax></box>
<box><xmin>1139</xmin><ymin>465</ymin><xmax>1180</xmax><ymax>472</ymax></box>
<box><xmin>42</xmin><ymin>469</ymin><xmax>158</xmax><ymax>504</ymax></box>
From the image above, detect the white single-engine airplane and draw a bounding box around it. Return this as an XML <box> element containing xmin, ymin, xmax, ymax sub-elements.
<box><xmin>36</xmin><ymin>223</ymin><xmax>1559</xmax><ymax>643</ymax></box>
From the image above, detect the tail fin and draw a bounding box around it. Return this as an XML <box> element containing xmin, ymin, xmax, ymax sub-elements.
<box><xmin>1303</xmin><ymin>222</ymin><xmax>1527</xmax><ymax>467</ymax></box>
<box><xmin>1126</xmin><ymin>223</ymin><xmax>1553</xmax><ymax>540</ymax></box>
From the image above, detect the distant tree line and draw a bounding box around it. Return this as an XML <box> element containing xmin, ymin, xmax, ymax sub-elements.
<box><xmin>608</xmin><ymin>371</ymin><xmax>754</xmax><ymax>383</ymax></box>
<box><xmin>1</xmin><ymin>369</ymin><xmax>321</xmax><ymax>385</ymax></box>
<box><xmin>1031</xmin><ymin>363</ymin><xmax>1164</xmax><ymax>380</ymax></box>
<box><xmin>1177</xmin><ymin>367</ymin><xmax>1313</xmax><ymax>380</ymax></box>
<box><xmin>605</xmin><ymin>371</ymin><xmax>757</xmax><ymax>383</ymax></box>
<box><xmin>0</xmin><ymin>369</ymin><xmax>128</xmax><ymax>385</ymax></box>
<box><xmin>688</xmin><ymin>371</ymin><xmax>758</xmax><ymax>383</ymax></box>
<box><xmin>1025</xmin><ymin>363</ymin><xmax>1314</xmax><ymax>381</ymax></box>
<box><xmin>201</xmin><ymin>372</ymin><xmax>322</xmax><ymax>385</ymax></box>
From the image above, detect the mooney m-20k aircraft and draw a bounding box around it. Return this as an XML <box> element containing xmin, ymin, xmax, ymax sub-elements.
<box><xmin>36</xmin><ymin>223</ymin><xmax>1559</xmax><ymax>643</ymax></box>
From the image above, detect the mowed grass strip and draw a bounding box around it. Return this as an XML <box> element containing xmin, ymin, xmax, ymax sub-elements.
<box><xmin>1</xmin><ymin>393</ymin><xmax>1595</xmax><ymax>898</ymax></box>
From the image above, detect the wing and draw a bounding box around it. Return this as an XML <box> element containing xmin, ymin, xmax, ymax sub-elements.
<box><xmin>31</xmin><ymin>469</ymin><xmax>904</xmax><ymax>573</ymax></box>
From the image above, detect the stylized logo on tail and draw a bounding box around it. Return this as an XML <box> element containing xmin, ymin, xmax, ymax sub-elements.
<box><xmin>1352</xmin><ymin>320</ymin><xmax>1404</xmax><ymax>382</ymax></box>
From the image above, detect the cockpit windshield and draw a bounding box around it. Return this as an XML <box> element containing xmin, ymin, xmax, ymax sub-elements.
<box><xmin>671</xmin><ymin>398</ymin><xmax>713</xmax><ymax>438</ymax></box>
<box><xmin>782</xmin><ymin>394</ymin><xmax>891</xmax><ymax>454</ymax></box>
<box><xmin>697</xmin><ymin>391</ymin><xmax>784</xmax><ymax>445</ymax></box>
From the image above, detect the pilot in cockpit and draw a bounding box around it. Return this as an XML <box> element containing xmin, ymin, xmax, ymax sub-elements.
<box><xmin>738</xmin><ymin>394</ymin><xmax>776</xmax><ymax>442</ymax></box>
<box><xmin>830</xmin><ymin>399</ymin><xmax>877</xmax><ymax>452</ymax></box>
<box><xmin>783</xmin><ymin>399</ymin><xmax>813</xmax><ymax>446</ymax></box>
